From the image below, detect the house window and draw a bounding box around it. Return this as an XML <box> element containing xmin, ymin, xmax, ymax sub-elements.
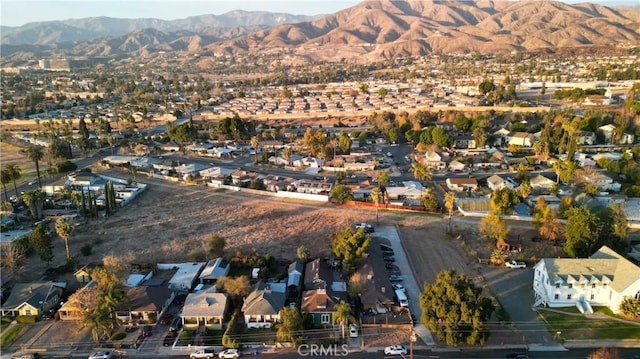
<box><xmin>590</xmin><ymin>294</ymin><xmax>595</xmax><ymax>300</ymax></box>
<box><xmin>24</xmin><ymin>309</ymin><xmax>32</xmax><ymax>316</ymax></box>
<box><xmin>554</xmin><ymin>294</ymin><xmax>559</xmax><ymax>300</ymax></box>
<box><xmin>567</xmin><ymin>294</ymin><xmax>572</xmax><ymax>300</ymax></box>
<box><xmin>555</xmin><ymin>283</ymin><xmax>560</xmax><ymax>288</ymax></box>
<box><xmin>592</xmin><ymin>284</ymin><xmax>596</xmax><ymax>289</ymax></box>
<box><xmin>321</xmin><ymin>314</ymin><xmax>330</xmax><ymax>324</ymax></box>
<box><xmin>603</xmin><ymin>283</ymin><xmax>608</xmax><ymax>287</ymax></box>
<box><xmin>568</xmin><ymin>284</ymin><xmax>573</xmax><ymax>289</ymax></box>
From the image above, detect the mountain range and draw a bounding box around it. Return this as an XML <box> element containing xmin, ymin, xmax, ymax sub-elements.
<box><xmin>2</xmin><ymin>0</ymin><xmax>640</xmax><ymax>64</ymax></box>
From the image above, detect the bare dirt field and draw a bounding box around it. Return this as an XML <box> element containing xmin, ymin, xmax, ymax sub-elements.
<box><xmin>0</xmin><ymin>141</ymin><xmax>37</xmax><ymax>179</ymax></box>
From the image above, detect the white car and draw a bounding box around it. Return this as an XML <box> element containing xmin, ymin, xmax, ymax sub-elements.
<box><xmin>88</xmin><ymin>352</ymin><xmax>114</xmax><ymax>359</ymax></box>
<box><xmin>505</xmin><ymin>260</ymin><xmax>526</xmax><ymax>269</ymax></box>
<box><xmin>392</xmin><ymin>284</ymin><xmax>406</xmax><ymax>294</ymax></box>
<box><xmin>384</xmin><ymin>345</ymin><xmax>407</xmax><ymax>355</ymax></box>
<box><xmin>218</xmin><ymin>349</ymin><xmax>240</xmax><ymax>359</ymax></box>
<box><xmin>349</xmin><ymin>324</ymin><xmax>358</xmax><ymax>338</ymax></box>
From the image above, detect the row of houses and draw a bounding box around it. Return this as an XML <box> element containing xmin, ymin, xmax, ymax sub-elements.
<box><xmin>0</xmin><ymin>239</ymin><xmax>396</xmax><ymax>332</ymax></box>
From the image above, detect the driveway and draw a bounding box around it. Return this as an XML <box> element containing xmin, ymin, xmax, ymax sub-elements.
<box><xmin>373</xmin><ymin>225</ymin><xmax>435</xmax><ymax>345</ymax></box>
<box><xmin>480</xmin><ymin>266</ymin><xmax>553</xmax><ymax>345</ymax></box>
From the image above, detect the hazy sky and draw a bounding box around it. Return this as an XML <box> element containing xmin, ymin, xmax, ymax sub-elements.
<box><xmin>1</xmin><ymin>0</ymin><xmax>637</xmax><ymax>27</ymax></box>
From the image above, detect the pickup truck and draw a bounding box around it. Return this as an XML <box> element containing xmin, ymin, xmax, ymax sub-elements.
<box><xmin>355</xmin><ymin>223</ymin><xmax>375</xmax><ymax>233</ymax></box>
<box><xmin>190</xmin><ymin>348</ymin><xmax>216</xmax><ymax>359</ymax></box>
<box><xmin>505</xmin><ymin>260</ymin><xmax>526</xmax><ymax>269</ymax></box>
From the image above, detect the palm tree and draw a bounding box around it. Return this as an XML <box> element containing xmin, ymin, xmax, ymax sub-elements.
<box><xmin>410</xmin><ymin>163</ymin><xmax>432</xmax><ymax>182</ymax></box>
<box><xmin>371</xmin><ymin>187</ymin><xmax>382</xmax><ymax>225</ymax></box>
<box><xmin>334</xmin><ymin>301</ymin><xmax>356</xmax><ymax>341</ymax></box>
<box><xmin>4</xmin><ymin>164</ymin><xmax>21</xmax><ymax>197</ymax></box>
<box><xmin>0</xmin><ymin>169</ymin><xmax>11</xmax><ymax>201</ymax></box>
<box><xmin>282</xmin><ymin>147</ymin><xmax>292</xmax><ymax>166</ymax></box>
<box><xmin>250</xmin><ymin>136</ymin><xmax>259</xmax><ymax>163</ymax></box>
<box><xmin>56</xmin><ymin>217</ymin><xmax>74</xmax><ymax>259</ymax></box>
<box><xmin>24</xmin><ymin>146</ymin><xmax>44</xmax><ymax>188</ymax></box>
<box><xmin>444</xmin><ymin>192</ymin><xmax>456</xmax><ymax>233</ymax></box>
<box><xmin>22</xmin><ymin>189</ymin><xmax>45</xmax><ymax>221</ymax></box>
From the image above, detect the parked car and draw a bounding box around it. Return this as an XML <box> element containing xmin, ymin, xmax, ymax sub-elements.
<box><xmin>385</xmin><ymin>262</ymin><xmax>394</xmax><ymax>270</ymax></box>
<box><xmin>384</xmin><ymin>345</ymin><xmax>407</xmax><ymax>355</ymax></box>
<box><xmin>392</xmin><ymin>284</ymin><xmax>406</xmax><ymax>294</ymax></box>
<box><xmin>141</xmin><ymin>325</ymin><xmax>153</xmax><ymax>338</ymax></box>
<box><xmin>163</xmin><ymin>331</ymin><xmax>177</xmax><ymax>346</ymax></box>
<box><xmin>190</xmin><ymin>348</ymin><xmax>217</xmax><ymax>359</ymax></box>
<box><xmin>355</xmin><ymin>223</ymin><xmax>375</xmax><ymax>233</ymax></box>
<box><xmin>505</xmin><ymin>260</ymin><xmax>526</xmax><ymax>269</ymax></box>
<box><xmin>11</xmin><ymin>355</ymin><xmax>40</xmax><ymax>359</ymax></box>
<box><xmin>349</xmin><ymin>324</ymin><xmax>358</xmax><ymax>338</ymax></box>
<box><xmin>380</xmin><ymin>244</ymin><xmax>393</xmax><ymax>253</ymax></box>
<box><xmin>388</xmin><ymin>275</ymin><xmax>403</xmax><ymax>282</ymax></box>
<box><xmin>159</xmin><ymin>313</ymin><xmax>174</xmax><ymax>325</ymax></box>
<box><xmin>383</xmin><ymin>255</ymin><xmax>395</xmax><ymax>262</ymax></box>
<box><xmin>218</xmin><ymin>349</ymin><xmax>240</xmax><ymax>359</ymax></box>
<box><xmin>88</xmin><ymin>352</ymin><xmax>114</xmax><ymax>359</ymax></box>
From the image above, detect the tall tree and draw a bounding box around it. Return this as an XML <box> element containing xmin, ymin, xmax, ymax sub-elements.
<box><xmin>370</xmin><ymin>187</ymin><xmax>382</xmax><ymax>224</ymax></box>
<box><xmin>4</xmin><ymin>164</ymin><xmax>21</xmax><ymax>197</ymax></box>
<box><xmin>444</xmin><ymin>192</ymin><xmax>456</xmax><ymax>233</ymax></box>
<box><xmin>208</xmin><ymin>234</ymin><xmax>226</xmax><ymax>258</ymax></box>
<box><xmin>564</xmin><ymin>206</ymin><xmax>601</xmax><ymax>257</ymax></box>
<box><xmin>0</xmin><ymin>168</ymin><xmax>10</xmax><ymax>200</ymax></box>
<box><xmin>29</xmin><ymin>224</ymin><xmax>54</xmax><ymax>265</ymax></box>
<box><xmin>411</xmin><ymin>163</ymin><xmax>432</xmax><ymax>182</ymax></box>
<box><xmin>490</xmin><ymin>188</ymin><xmax>519</xmax><ymax>215</ymax></box>
<box><xmin>480</xmin><ymin>211</ymin><xmax>509</xmax><ymax>246</ymax></box>
<box><xmin>421</xmin><ymin>188</ymin><xmax>439</xmax><ymax>209</ymax></box>
<box><xmin>331</xmin><ymin>227</ymin><xmax>370</xmax><ymax>273</ymax></box>
<box><xmin>296</xmin><ymin>246</ymin><xmax>310</xmax><ymax>263</ymax></box>
<box><xmin>333</xmin><ymin>301</ymin><xmax>357</xmax><ymax>340</ymax></box>
<box><xmin>55</xmin><ymin>217</ymin><xmax>74</xmax><ymax>259</ymax></box>
<box><xmin>420</xmin><ymin>270</ymin><xmax>495</xmax><ymax>345</ymax></box>
<box><xmin>277</xmin><ymin>307</ymin><xmax>304</xmax><ymax>344</ymax></box>
<box><xmin>24</xmin><ymin>146</ymin><xmax>44</xmax><ymax>187</ymax></box>
<box><xmin>22</xmin><ymin>189</ymin><xmax>45</xmax><ymax>220</ymax></box>
<box><xmin>250</xmin><ymin>136</ymin><xmax>259</xmax><ymax>163</ymax></box>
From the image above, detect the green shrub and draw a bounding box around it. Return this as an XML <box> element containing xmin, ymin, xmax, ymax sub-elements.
<box><xmin>16</xmin><ymin>315</ymin><xmax>37</xmax><ymax>324</ymax></box>
<box><xmin>111</xmin><ymin>332</ymin><xmax>126</xmax><ymax>341</ymax></box>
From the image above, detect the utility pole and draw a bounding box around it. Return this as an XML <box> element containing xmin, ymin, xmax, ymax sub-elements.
<box><xmin>408</xmin><ymin>309</ymin><xmax>415</xmax><ymax>359</ymax></box>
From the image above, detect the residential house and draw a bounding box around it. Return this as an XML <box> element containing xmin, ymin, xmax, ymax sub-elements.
<box><xmin>301</xmin><ymin>287</ymin><xmax>347</xmax><ymax>327</ymax></box>
<box><xmin>507</xmin><ymin>132</ymin><xmax>534</xmax><ymax>147</ymax></box>
<box><xmin>301</xmin><ymin>258</ymin><xmax>347</xmax><ymax>326</ymax></box>
<box><xmin>304</xmin><ymin>258</ymin><xmax>334</xmax><ymax>291</ymax></box>
<box><xmin>598</xmin><ymin>124</ymin><xmax>617</xmax><ymax>144</ymax></box>
<box><xmin>578</xmin><ymin>172</ymin><xmax>621</xmax><ymax>192</ymax></box>
<box><xmin>199</xmin><ymin>258</ymin><xmax>231</xmax><ymax>285</ymax></box>
<box><xmin>530</xmin><ymin>174</ymin><xmax>556</xmax><ymax>193</ymax></box>
<box><xmin>163</xmin><ymin>262</ymin><xmax>206</xmax><ymax>292</ymax></box>
<box><xmin>492</xmin><ymin>128</ymin><xmax>511</xmax><ymax>147</ymax></box>
<box><xmin>181</xmin><ymin>287</ymin><xmax>228</xmax><ymax>330</ymax></box>
<box><xmin>385</xmin><ymin>182</ymin><xmax>425</xmax><ymax>205</ymax></box>
<box><xmin>527</xmin><ymin>195</ymin><xmax>561</xmax><ymax>211</ymax></box>
<box><xmin>584</xmin><ymin>95</ymin><xmax>611</xmax><ymax>106</ymax></box>
<box><xmin>621</xmin><ymin>132</ymin><xmax>635</xmax><ymax>145</ymax></box>
<box><xmin>116</xmin><ymin>278</ymin><xmax>173</xmax><ymax>324</ymax></box>
<box><xmin>1</xmin><ymin>282</ymin><xmax>66</xmax><ymax>318</ymax></box>
<box><xmin>533</xmin><ymin>246</ymin><xmax>640</xmax><ymax>314</ymax></box>
<box><xmin>242</xmin><ymin>282</ymin><xmax>286</xmax><ymax>329</ymax></box>
<box><xmin>445</xmin><ymin>177</ymin><xmax>478</xmax><ymax>192</ymax></box>
<box><xmin>448</xmin><ymin>160</ymin><xmax>466</xmax><ymax>172</ymax></box>
<box><xmin>287</xmin><ymin>261</ymin><xmax>304</xmax><ymax>298</ymax></box>
<box><xmin>576</xmin><ymin>131</ymin><xmax>596</xmax><ymax>146</ymax></box>
<box><xmin>74</xmin><ymin>263</ymin><xmax>98</xmax><ymax>283</ymax></box>
<box><xmin>453</xmin><ymin>135</ymin><xmax>476</xmax><ymax>149</ymax></box>
<box><xmin>423</xmin><ymin>151</ymin><xmax>446</xmax><ymax>170</ymax></box>
<box><xmin>487</xmin><ymin>175</ymin><xmax>515</xmax><ymax>191</ymax></box>
<box><xmin>355</xmin><ymin>239</ymin><xmax>394</xmax><ymax>312</ymax></box>
<box><xmin>58</xmin><ymin>281</ymin><xmax>99</xmax><ymax>321</ymax></box>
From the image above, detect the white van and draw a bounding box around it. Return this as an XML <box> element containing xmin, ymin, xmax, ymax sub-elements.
<box><xmin>395</xmin><ymin>289</ymin><xmax>409</xmax><ymax>308</ymax></box>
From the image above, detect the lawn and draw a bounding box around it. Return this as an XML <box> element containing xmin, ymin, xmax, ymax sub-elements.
<box><xmin>536</xmin><ymin>309</ymin><xmax>640</xmax><ymax>340</ymax></box>
<box><xmin>0</xmin><ymin>324</ymin><xmax>24</xmax><ymax>347</ymax></box>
